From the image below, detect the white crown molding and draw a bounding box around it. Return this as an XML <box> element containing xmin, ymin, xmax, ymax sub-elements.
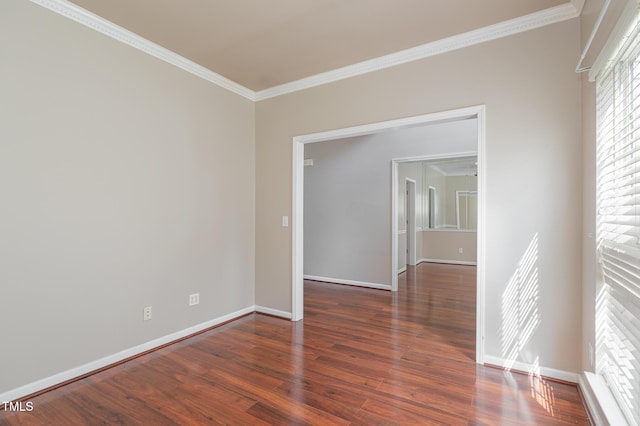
<box><xmin>255</xmin><ymin>2</ymin><xmax>582</xmax><ymax>101</ymax></box>
<box><xmin>29</xmin><ymin>0</ymin><xmax>256</xmax><ymax>101</ymax></box>
<box><xmin>31</xmin><ymin>0</ymin><xmax>581</xmax><ymax>102</ymax></box>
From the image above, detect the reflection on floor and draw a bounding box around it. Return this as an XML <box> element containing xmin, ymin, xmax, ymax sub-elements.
<box><xmin>0</xmin><ymin>263</ymin><xmax>589</xmax><ymax>425</ymax></box>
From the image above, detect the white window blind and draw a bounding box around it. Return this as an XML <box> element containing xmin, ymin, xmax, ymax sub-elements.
<box><xmin>596</xmin><ymin>8</ymin><xmax>640</xmax><ymax>426</ymax></box>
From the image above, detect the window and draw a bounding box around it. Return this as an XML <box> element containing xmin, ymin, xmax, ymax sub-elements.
<box><xmin>596</xmin><ymin>9</ymin><xmax>640</xmax><ymax>426</ymax></box>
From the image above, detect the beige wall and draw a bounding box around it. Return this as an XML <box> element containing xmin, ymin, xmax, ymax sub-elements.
<box><xmin>422</xmin><ymin>230</ymin><xmax>477</xmax><ymax>264</ymax></box>
<box><xmin>255</xmin><ymin>20</ymin><xmax>583</xmax><ymax>373</ymax></box>
<box><xmin>0</xmin><ymin>0</ymin><xmax>255</xmax><ymax>394</ymax></box>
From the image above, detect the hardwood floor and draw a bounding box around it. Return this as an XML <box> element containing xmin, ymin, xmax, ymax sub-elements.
<box><xmin>0</xmin><ymin>263</ymin><xmax>589</xmax><ymax>425</ymax></box>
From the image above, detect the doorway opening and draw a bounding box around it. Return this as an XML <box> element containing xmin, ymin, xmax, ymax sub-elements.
<box><xmin>292</xmin><ymin>105</ymin><xmax>486</xmax><ymax>364</ymax></box>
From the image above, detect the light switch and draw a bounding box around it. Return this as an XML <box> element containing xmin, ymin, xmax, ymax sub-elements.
<box><xmin>282</xmin><ymin>216</ymin><xmax>289</xmax><ymax>227</ymax></box>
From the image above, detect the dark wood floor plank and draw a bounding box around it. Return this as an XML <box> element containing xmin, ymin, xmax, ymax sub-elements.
<box><xmin>0</xmin><ymin>263</ymin><xmax>589</xmax><ymax>425</ymax></box>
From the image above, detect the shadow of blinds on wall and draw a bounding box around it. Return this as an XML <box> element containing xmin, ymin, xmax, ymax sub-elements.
<box><xmin>596</xmin><ymin>7</ymin><xmax>640</xmax><ymax>426</ymax></box>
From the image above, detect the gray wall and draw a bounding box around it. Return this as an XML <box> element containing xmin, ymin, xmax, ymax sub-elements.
<box><xmin>303</xmin><ymin>121</ymin><xmax>477</xmax><ymax>286</ymax></box>
<box><xmin>256</xmin><ymin>20</ymin><xmax>583</xmax><ymax>374</ymax></box>
<box><xmin>0</xmin><ymin>0</ymin><xmax>255</xmax><ymax>394</ymax></box>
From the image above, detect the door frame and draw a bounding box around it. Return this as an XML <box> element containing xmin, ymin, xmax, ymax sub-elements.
<box><xmin>428</xmin><ymin>185</ymin><xmax>437</xmax><ymax>228</ymax></box>
<box><xmin>291</xmin><ymin>105</ymin><xmax>486</xmax><ymax>364</ymax></box>
<box><xmin>405</xmin><ymin>178</ymin><xmax>417</xmax><ymax>268</ymax></box>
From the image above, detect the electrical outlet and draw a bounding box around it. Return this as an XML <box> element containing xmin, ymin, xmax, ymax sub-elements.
<box><xmin>189</xmin><ymin>293</ymin><xmax>200</xmax><ymax>306</ymax></box>
<box><xmin>458</xmin><ymin>248</ymin><xmax>464</xmax><ymax>254</ymax></box>
<box><xmin>143</xmin><ymin>306</ymin><xmax>152</xmax><ymax>321</ymax></box>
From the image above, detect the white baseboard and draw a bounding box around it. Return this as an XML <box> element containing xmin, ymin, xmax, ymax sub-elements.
<box><xmin>304</xmin><ymin>275</ymin><xmax>392</xmax><ymax>290</ymax></box>
<box><xmin>419</xmin><ymin>258</ymin><xmax>477</xmax><ymax>266</ymax></box>
<box><xmin>254</xmin><ymin>305</ymin><xmax>292</xmax><ymax>319</ymax></box>
<box><xmin>483</xmin><ymin>355</ymin><xmax>578</xmax><ymax>383</ymax></box>
<box><xmin>0</xmin><ymin>306</ymin><xmax>256</xmax><ymax>403</ymax></box>
<box><xmin>579</xmin><ymin>371</ymin><xmax>627</xmax><ymax>426</ymax></box>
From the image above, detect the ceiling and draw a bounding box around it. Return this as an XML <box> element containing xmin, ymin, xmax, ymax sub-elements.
<box><xmin>68</xmin><ymin>0</ymin><xmax>568</xmax><ymax>92</ymax></box>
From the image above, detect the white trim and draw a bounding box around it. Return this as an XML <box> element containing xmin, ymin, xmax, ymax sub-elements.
<box><xmin>254</xmin><ymin>2</ymin><xmax>582</xmax><ymax>100</ymax></box>
<box><xmin>419</xmin><ymin>258</ymin><xmax>478</xmax><ymax>266</ymax></box>
<box><xmin>29</xmin><ymin>0</ymin><xmax>255</xmax><ymax>100</ymax></box>
<box><xmin>292</xmin><ymin>135</ymin><xmax>305</xmax><ymax>322</ymax></box>
<box><xmin>31</xmin><ymin>0</ymin><xmax>582</xmax><ymax>101</ymax></box>
<box><xmin>579</xmin><ymin>372</ymin><xmax>629</xmax><ymax>426</ymax></box>
<box><xmin>254</xmin><ymin>305</ymin><xmax>292</xmax><ymax>319</ymax></box>
<box><xmin>422</xmin><ymin>228</ymin><xmax>477</xmax><ymax>233</ymax></box>
<box><xmin>476</xmin><ymin>106</ymin><xmax>487</xmax><ymax>365</ymax></box>
<box><xmin>483</xmin><ymin>355</ymin><xmax>579</xmax><ymax>383</ymax></box>
<box><xmin>0</xmin><ymin>305</ymin><xmax>255</xmax><ymax>402</ymax></box>
<box><xmin>428</xmin><ymin>185</ymin><xmax>437</xmax><ymax>229</ymax></box>
<box><xmin>398</xmin><ymin>266</ymin><xmax>407</xmax><ymax>274</ymax></box>
<box><xmin>579</xmin><ymin>373</ymin><xmax>607</xmax><ymax>426</ymax></box>
<box><xmin>575</xmin><ymin>0</ymin><xmax>609</xmax><ymax>73</ymax></box>
<box><xmin>292</xmin><ymin>105</ymin><xmax>486</xmax><ymax>366</ymax></box>
<box><xmin>405</xmin><ymin>177</ymin><xmax>417</xmax><ymax>266</ymax></box>
<box><xmin>392</xmin><ymin>160</ymin><xmax>399</xmax><ymax>290</ymax></box>
<box><xmin>293</xmin><ymin>110</ymin><xmax>479</xmax><ymax>145</ymax></box>
<box><xmin>397</xmin><ymin>229</ymin><xmax>407</xmax><ymax>235</ymax></box>
<box><xmin>392</xmin><ymin>152</ymin><xmax>478</xmax><ymax>164</ymax></box>
<box><xmin>304</xmin><ymin>275</ymin><xmax>392</xmax><ymax>291</ymax></box>
<box><xmin>588</xmin><ymin>0</ymin><xmax>640</xmax><ymax>81</ymax></box>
